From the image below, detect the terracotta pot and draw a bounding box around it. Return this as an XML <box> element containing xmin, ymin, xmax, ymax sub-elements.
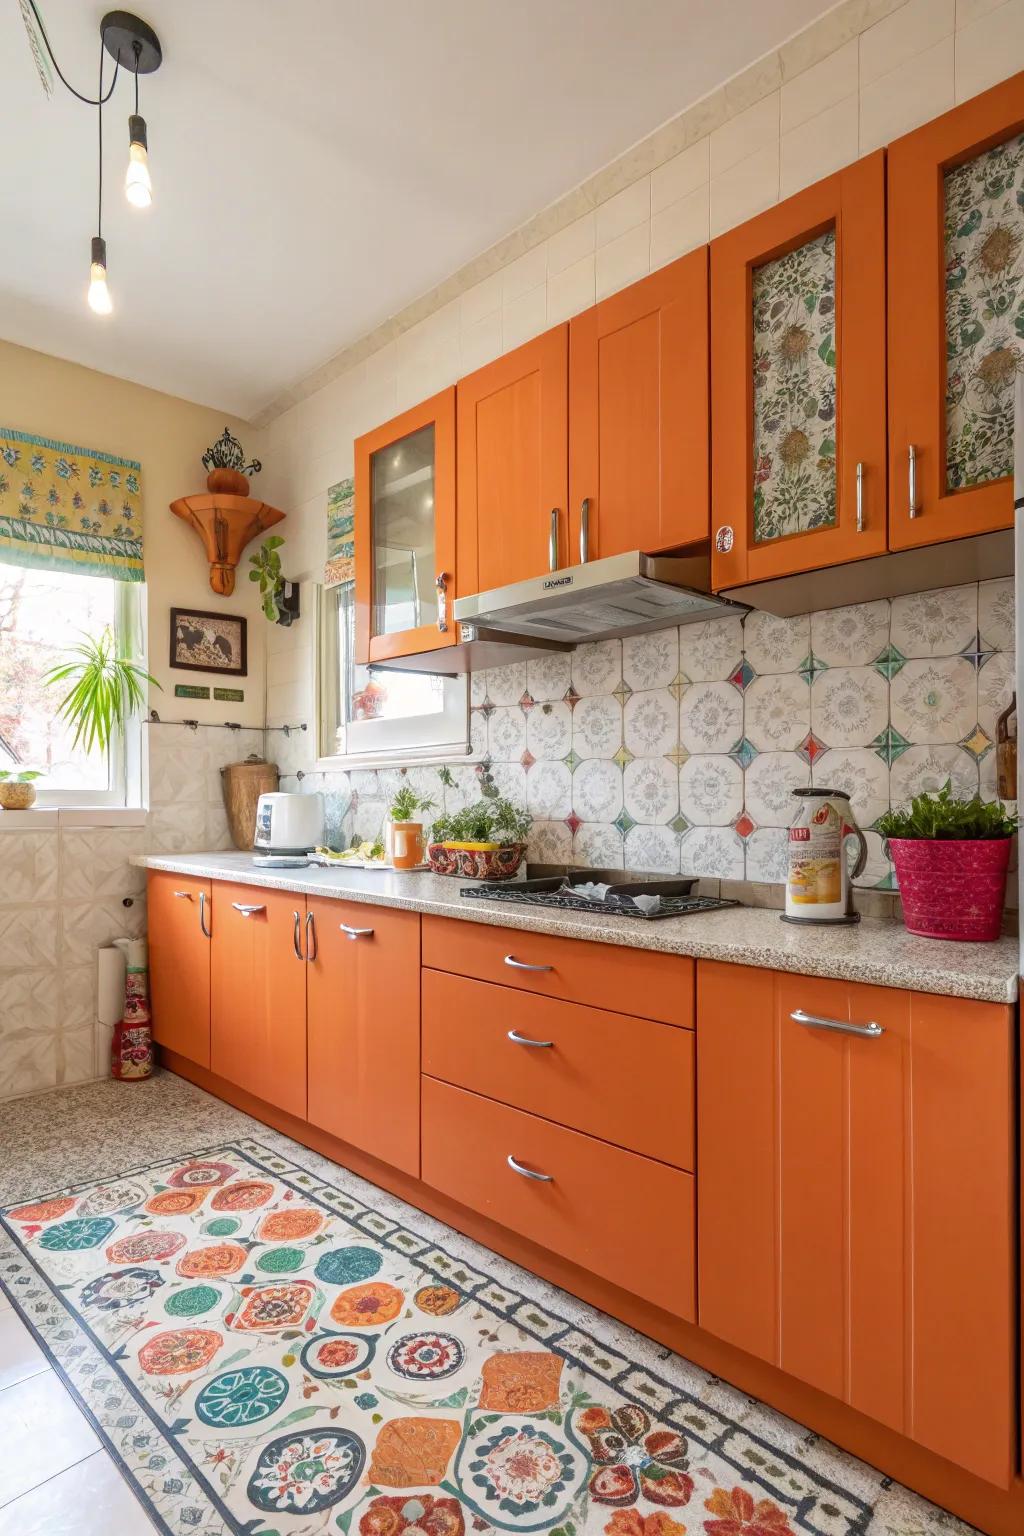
<box><xmin>888</xmin><ymin>836</ymin><xmax>1011</xmax><ymax>942</ymax></box>
<box><xmin>206</xmin><ymin>466</ymin><xmax>250</xmax><ymax>495</ymax></box>
<box><xmin>0</xmin><ymin>781</ymin><xmax>37</xmax><ymax>810</ymax></box>
<box><xmin>427</xmin><ymin>841</ymin><xmax>526</xmax><ymax>880</ymax></box>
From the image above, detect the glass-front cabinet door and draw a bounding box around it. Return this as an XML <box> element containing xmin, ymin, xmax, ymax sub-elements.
<box><xmin>889</xmin><ymin>74</ymin><xmax>1024</xmax><ymax>549</ymax></box>
<box><xmin>354</xmin><ymin>388</ymin><xmax>456</xmax><ymax>664</ymax></box>
<box><xmin>711</xmin><ymin>152</ymin><xmax>887</xmax><ymax>589</ymax></box>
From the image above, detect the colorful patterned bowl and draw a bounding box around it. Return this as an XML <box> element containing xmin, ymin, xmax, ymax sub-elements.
<box><xmin>427</xmin><ymin>841</ymin><xmax>526</xmax><ymax>880</ymax></box>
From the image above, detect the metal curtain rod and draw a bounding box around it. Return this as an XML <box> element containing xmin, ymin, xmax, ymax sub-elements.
<box><xmin>148</xmin><ymin>711</ymin><xmax>307</xmax><ymax>735</ymax></box>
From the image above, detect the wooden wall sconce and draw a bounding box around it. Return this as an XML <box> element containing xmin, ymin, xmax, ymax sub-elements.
<box><xmin>169</xmin><ymin>493</ymin><xmax>286</xmax><ymax>596</ymax></box>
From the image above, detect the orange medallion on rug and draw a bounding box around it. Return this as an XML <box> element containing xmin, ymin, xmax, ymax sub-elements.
<box><xmin>210</xmin><ymin>1180</ymin><xmax>274</xmax><ymax>1212</ymax></box>
<box><xmin>478</xmin><ymin>1350</ymin><xmax>564</xmax><ymax>1412</ymax></box>
<box><xmin>9</xmin><ymin>1197</ymin><xmax>76</xmax><ymax>1222</ymax></box>
<box><xmin>256</xmin><ymin>1208</ymin><xmax>324</xmax><ymax>1242</ymax></box>
<box><xmin>176</xmin><ymin>1243</ymin><xmax>247</xmax><ymax>1278</ymax></box>
<box><xmin>367</xmin><ymin>1417</ymin><xmax>462</xmax><ymax>1487</ymax></box>
<box><xmin>145</xmin><ymin>1189</ymin><xmax>207</xmax><ymax>1217</ymax></box>
<box><xmin>330</xmin><ymin>1281</ymin><xmax>405</xmax><ymax>1328</ymax></box>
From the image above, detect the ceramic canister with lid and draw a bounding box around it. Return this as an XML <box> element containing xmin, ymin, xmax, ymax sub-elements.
<box><xmin>784</xmin><ymin>787</ymin><xmax>867</xmax><ymax>924</ymax></box>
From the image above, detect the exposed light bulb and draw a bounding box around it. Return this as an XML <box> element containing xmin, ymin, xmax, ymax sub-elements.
<box><xmin>125</xmin><ymin>115</ymin><xmax>152</xmax><ymax>208</ymax></box>
<box><xmin>88</xmin><ymin>236</ymin><xmax>112</xmax><ymax>315</ymax></box>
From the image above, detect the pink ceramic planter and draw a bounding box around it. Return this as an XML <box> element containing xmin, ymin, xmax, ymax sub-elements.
<box><xmin>888</xmin><ymin>837</ymin><xmax>1011</xmax><ymax>942</ymax></box>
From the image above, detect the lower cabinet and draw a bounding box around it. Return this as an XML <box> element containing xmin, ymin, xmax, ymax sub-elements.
<box><xmin>209</xmin><ymin>882</ymin><xmax>308</xmax><ymax>1119</ymax></box>
<box><xmin>148</xmin><ymin>871</ymin><xmax>212</xmax><ymax>1068</ymax></box>
<box><xmin>696</xmin><ymin>960</ymin><xmax>1015</xmax><ymax>1488</ymax></box>
<box><xmin>306</xmin><ymin>898</ymin><xmax>420</xmax><ymax>1176</ymax></box>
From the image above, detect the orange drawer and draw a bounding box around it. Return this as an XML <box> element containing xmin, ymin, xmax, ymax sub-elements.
<box><xmin>422</xmin><ymin>968</ymin><xmax>694</xmax><ymax>1168</ymax></box>
<box><xmin>421</xmin><ymin>1076</ymin><xmax>696</xmax><ymax>1319</ymax></box>
<box><xmin>422</xmin><ymin>915</ymin><xmax>693</xmax><ymax>1027</ymax></box>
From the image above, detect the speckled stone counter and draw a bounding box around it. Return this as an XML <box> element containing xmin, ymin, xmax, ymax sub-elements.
<box><xmin>133</xmin><ymin>851</ymin><xmax>1020</xmax><ymax>1004</ymax></box>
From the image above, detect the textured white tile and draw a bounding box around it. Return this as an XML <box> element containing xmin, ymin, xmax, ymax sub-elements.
<box><xmin>955</xmin><ymin>0</ymin><xmax>1024</xmax><ymax>98</ymax></box>
<box><xmin>890</xmin><ymin>657</ymin><xmax>978</xmax><ymax>744</ymax></box>
<box><xmin>680</xmin><ymin>681</ymin><xmax>744</xmax><ymax>753</ymax></box>
<box><xmin>623</xmin><ymin>757</ymin><xmax>679</xmax><ymax>824</ymax></box>
<box><xmin>679</xmin><ymin>754</ymin><xmax>743</xmax><ymax>825</ymax></box>
<box><xmin>547</xmin><ymin>212</ymin><xmax>595</xmax><ymax>276</ymax></box>
<box><xmin>889</xmin><ymin>742</ymin><xmax>979</xmax><ymax>801</ymax></box>
<box><xmin>710</xmin><ymin>141</ymin><xmax>780</xmax><ymax>237</ymax></box>
<box><xmin>891</xmin><ymin>583</ymin><xmax>978</xmax><ymax>657</ymax></box>
<box><xmin>460</xmin><ymin>311</ymin><xmax>502</xmax><ymax>375</ymax></box>
<box><xmin>624</xmin><ymin>822</ymin><xmax>679</xmax><ymax>874</ymax></box>
<box><xmin>59</xmin><ymin>830</ymin><xmax>145</xmax><ymax>902</ymax></box>
<box><xmin>650</xmin><ymin>185</ymin><xmax>710</xmax><ymax>269</ymax></box>
<box><xmin>572</xmin><ymin>639</ymin><xmax>622</xmax><ymax>698</ymax></box>
<box><xmin>0</xmin><ymin>1034</ymin><xmax>57</xmax><ymax>1099</ymax></box>
<box><xmin>595</xmin><ymin>178</ymin><xmax>651</xmax><ymax>247</ymax></box>
<box><xmin>547</xmin><ymin>254</ymin><xmax>596</xmax><ymax>326</ymax></box>
<box><xmin>0</xmin><ymin>969</ymin><xmax>59</xmax><ymax>1035</ymax></box>
<box><xmin>860</xmin><ymin>34</ymin><xmax>955</xmax><ymax>153</ymax></box>
<box><xmin>811</xmin><ymin>600</ymin><xmax>890</xmax><ymax>666</ymax></box>
<box><xmin>811</xmin><ymin>666</ymin><xmax>889</xmax><ymax>747</ymax></box>
<box><xmin>680</xmin><ymin>824</ymin><xmax>744</xmax><ymax>878</ymax></box>
<box><xmin>526</xmin><ymin>760</ymin><xmax>572</xmax><ymax>820</ymax></box>
<box><xmin>679</xmin><ymin>616</ymin><xmax>744</xmax><ymax>682</ymax></box>
<box><xmin>572</xmin><ymin>820</ymin><xmax>625</xmax><ymax>870</ymax></box>
<box><xmin>979</xmin><ymin>576</ymin><xmax>1015</xmax><ymax>651</ymax></box>
<box><xmin>0</xmin><ymin>834</ymin><xmax>58</xmax><ymax>907</ymax></box>
<box><xmin>502</xmin><ymin>243</ymin><xmax>547</xmax><ymax>303</ymax></box>
<box><xmin>710</xmin><ymin>92</ymin><xmax>780</xmax><ymax>177</ymax></box>
<box><xmin>623</xmin><ymin>689</ymin><xmax>678</xmax><ymax>757</ymax></box>
<box><xmin>58</xmin><ymin>1026</ymin><xmax>97</xmax><ymax>1087</ymax></box>
<box><xmin>574</xmin><ymin>695</ymin><xmax>624</xmax><ymax>759</ymax></box>
<box><xmin>781</xmin><ymin>39</ymin><xmax>859</xmax><ymax>132</ymax></box>
<box><xmin>860</xmin><ymin>0</ymin><xmax>955</xmax><ymax>85</ymax></box>
<box><xmin>743</xmin><ymin>751</ymin><xmax>810</xmax><ymax>825</ymax></box>
<box><xmin>60</xmin><ymin>898</ymin><xmax>145</xmax><ymax>967</ymax></box>
<box><xmin>743</xmin><ymin>611</ymin><xmax>810</xmax><ymax>675</ymax></box>
<box><xmin>623</xmin><ymin>630</ymin><xmax>679</xmax><ymax>692</ymax></box>
<box><xmin>0</xmin><ymin>1372</ymin><xmax>100</xmax><ymax>1509</ymax></box>
<box><xmin>781</xmin><ymin>95</ymin><xmax>860</xmax><ymax>198</ymax></box>
<box><xmin>958</xmin><ymin>0</ymin><xmax>1009</xmax><ymax>23</ymax></box>
<box><xmin>652</xmin><ymin>139</ymin><xmax>709</xmax><ymax>215</ymax></box>
<box><xmin>59</xmin><ymin>965</ymin><xmax>96</xmax><ymax>1032</ymax></box>
<box><xmin>0</xmin><ymin>909</ymin><xmax>57</xmax><ymax>972</ymax></box>
<box><xmin>572</xmin><ymin>759</ymin><xmax>624</xmax><ymax>821</ymax></box>
<box><xmin>595</xmin><ymin>221</ymin><xmax>651</xmax><ymax>301</ymax></box>
<box><xmin>811</xmin><ymin>747</ymin><xmax>890</xmax><ymax>828</ymax></box>
<box><xmin>460</xmin><ymin>270</ymin><xmax>504</xmax><ymax>328</ymax></box>
<box><xmin>745</xmin><ymin>673</ymin><xmax>811</xmax><ymax>752</ymax></box>
<box><xmin>0</xmin><ymin>1449</ymin><xmax>153</xmax><ymax>1535</ymax></box>
<box><xmin>503</xmin><ymin>286</ymin><xmax>547</xmax><ymax>353</ymax></box>
<box><xmin>526</xmin><ymin>652</ymin><xmax>572</xmax><ymax>704</ymax></box>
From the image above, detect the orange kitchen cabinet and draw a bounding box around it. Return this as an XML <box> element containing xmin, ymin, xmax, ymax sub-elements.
<box><xmin>457</xmin><ymin>325</ymin><xmax>569</xmax><ymax>593</ymax></box>
<box><xmin>306</xmin><ymin>897</ymin><xmax>421</xmax><ymax>1176</ymax></box>
<box><xmin>147</xmin><ymin>871</ymin><xmax>211</xmax><ymax>1068</ymax></box>
<box><xmin>210</xmin><ymin>882</ymin><xmax>308</xmax><ymax>1119</ymax></box>
<box><xmin>889</xmin><ymin>73</ymin><xmax>1024</xmax><ymax>549</ymax></box>
<box><xmin>697</xmin><ymin>960</ymin><xmax>1015</xmax><ymax>1488</ymax></box>
<box><xmin>354</xmin><ymin>387</ymin><xmax>457</xmax><ymax>664</ymax></box>
<box><xmin>711</xmin><ymin>152</ymin><xmax>887</xmax><ymax>589</ymax></box>
<box><xmin>570</xmin><ymin>249</ymin><xmax>709</xmax><ymax>559</ymax></box>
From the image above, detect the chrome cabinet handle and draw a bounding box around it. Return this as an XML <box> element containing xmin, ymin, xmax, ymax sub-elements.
<box><xmin>305</xmin><ymin>910</ymin><xmax>318</xmax><ymax>962</ymax></box>
<box><xmin>507</xmin><ymin>1154</ymin><xmax>553</xmax><ymax>1182</ymax></box>
<box><xmin>292</xmin><ymin>910</ymin><xmax>303</xmax><ymax>961</ymax></box>
<box><xmin>579</xmin><ymin>497</ymin><xmax>591</xmax><ymax>563</ymax></box>
<box><xmin>791</xmin><ymin>1008</ymin><xmax>884</xmax><ymax>1039</ymax></box>
<box><xmin>548</xmin><ymin>508</ymin><xmax>560</xmax><ymax>571</ymax></box>
<box><xmin>908</xmin><ymin>444</ymin><xmax>919</xmax><ymax>519</ymax></box>
<box><xmin>340</xmin><ymin>922</ymin><xmax>374</xmax><ymax>940</ymax></box>
<box><xmin>504</xmin><ymin>954</ymin><xmax>553</xmax><ymax>973</ymax></box>
<box><xmin>232</xmin><ymin>902</ymin><xmax>266</xmax><ymax>917</ymax></box>
<box><xmin>855</xmin><ymin>462</ymin><xmax>864</xmax><ymax>534</ymax></box>
<box><xmin>199</xmin><ymin>890</ymin><xmax>211</xmax><ymax>939</ymax></box>
<box><xmin>436</xmin><ymin>571</ymin><xmax>449</xmax><ymax>633</ymax></box>
<box><xmin>173</xmin><ymin>890</ymin><xmax>192</xmax><ymax>900</ymax></box>
<box><xmin>507</xmin><ymin>1029</ymin><xmax>553</xmax><ymax>1048</ymax></box>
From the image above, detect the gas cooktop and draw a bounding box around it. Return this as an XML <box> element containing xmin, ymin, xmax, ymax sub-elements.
<box><xmin>459</xmin><ymin>872</ymin><xmax>739</xmax><ymax>921</ymax></box>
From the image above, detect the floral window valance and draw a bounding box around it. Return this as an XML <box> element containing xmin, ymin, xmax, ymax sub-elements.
<box><xmin>0</xmin><ymin>427</ymin><xmax>144</xmax><ymax>581</ymax></box>
<box><xmin>324</xmin><ymin>475</ymin><xmax>354</xmax><ymax>587</ymax></box>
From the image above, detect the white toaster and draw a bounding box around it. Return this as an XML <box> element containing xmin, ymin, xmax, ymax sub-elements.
<box><xmin>253</xmin><ymin>792</ymin><xmax>325</xmax><ymax>865</ymax></box>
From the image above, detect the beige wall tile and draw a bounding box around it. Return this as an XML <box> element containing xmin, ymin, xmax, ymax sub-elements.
<box><xmin>503</xmin><ymin>284</ymin><xmax>547</xmax><ymax>352</ymax></box>
<box><xmin>460</xmin><ymin>271</ymin><xmax>504</xmax><ymax>328</ymax></box>
<box><xmin>651</xmin><ymin>184</ymin><xmax>710</xmax><ymax>269</ymax></box>
<box><xmin>710</xmin><ymin>141</ymin><xmax>780</xmax><ymax>237</ymax></box>
<box><xmin>860</xmin><ymin>0</ymin><xmax>955</xmax><ymax>85</ymax></box>
<box><xmin>595</xmin><ymin>221</ymin><xmax>651</xmax><ymax>300</ymax></box>
<box><xmin>957</xmin><ymin>0</ymin><xmax>1007</xmax><ymax>23</ymax></box>
<box><xmin>956</xmin><ymin>0</ymin><xmax>1024</xmax><ymax>98</ymax></box>
<box><xmin>547</xmin><ymin>253</ymin><xmax>596</xmax><ymax>325</ymax></box>
<box><xmin>781</xmin><ymin>94</ymin><xmax>860</xmax><ymax>198</ymax></box>
<box><xmin>547</xmin><ymin>211</ymin><xmax>595</xmax><ymax>276</ymax></box>
<box><xmin>651</xmin><ymin>139</ymin><xmax>709</xmax><ymax>214</ymax></box>
<box><xmin>502</xmin><ymin>242</ymin><xmax>548</xmax><ymax>303</ymax></box>
<box><xmin>860</xmin><ymin>33</ymin><xmax>955</xmax><ymax>151</ymax></box>
<box><xmin>710</xmin><ymin>92</ymin><xmax>780</xmax><ymax>177</ymax></box>
<box><xmin>781</xmin><ymin>39</ymin><xmax>859</xmax><ymax>132</ymax></box>
<box><xmin>460</xmin><ymin>310</ymin><xmax>502</xmax><ymax>375</ymax></box>
<box><xmin>595</xmin><ymin>178</ymin><xmax>651</xmax><ymax>247</ymax></box>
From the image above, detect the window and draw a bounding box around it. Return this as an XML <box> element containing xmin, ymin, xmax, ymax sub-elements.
<box><xmin>317</xmin><ymin>583</ymin><xmax>469</xmax><ymax>765</ymax></box>
<box><xmin>0</xmin><ymin>565</ymin><xmax>144</xmax><ymax>805</ymax></box>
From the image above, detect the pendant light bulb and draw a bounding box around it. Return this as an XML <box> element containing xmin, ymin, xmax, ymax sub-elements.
<box><xmin>88</xmin><ymin>236</ymin><xmax>112</xmax><ymax>315</ymax></box>
<box><xmin>125</xmin><ymin>115</ymin><xmax>152</xmax><ymax>208</ymax></box>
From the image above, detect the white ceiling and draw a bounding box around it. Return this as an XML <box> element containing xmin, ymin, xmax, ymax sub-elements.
<box><xmin>0</xmin><ymin>0</ymin><xmax>834</xmax><ymax>419</ymax></box>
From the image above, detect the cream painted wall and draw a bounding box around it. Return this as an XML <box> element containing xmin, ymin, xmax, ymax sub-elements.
<box><xmin>0</xmin><ymin>338</ymin><xmax>268</xmax><ymax>727</ymax></box>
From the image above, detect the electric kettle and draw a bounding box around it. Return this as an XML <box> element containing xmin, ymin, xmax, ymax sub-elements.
<box><xmin>783</xmin><ymin>787</ymin><xmax>867</xmax><ymax>925</ymax></box>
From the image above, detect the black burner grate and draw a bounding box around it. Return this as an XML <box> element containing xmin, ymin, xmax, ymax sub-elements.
<box><xmin>458</xmin><ymin>885</ymin><xmax>739</xmax><ymax>920</ymax></box>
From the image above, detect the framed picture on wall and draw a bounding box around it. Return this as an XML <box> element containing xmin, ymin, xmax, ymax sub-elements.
<box><xmin>170</xmin><ymin>608</ymin><xmax>248</xmax><ymax>676</ymax></box>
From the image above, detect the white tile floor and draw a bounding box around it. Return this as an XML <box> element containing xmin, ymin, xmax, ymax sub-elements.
<box><xmin>0</xmin><ymin>1288</ymin><xmax>153</xmax><ymax>1534</ymax></box>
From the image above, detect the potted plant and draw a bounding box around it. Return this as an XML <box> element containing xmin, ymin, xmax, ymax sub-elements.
<box><xmin>0</xmin><ymin>768</ymin><xmax>43</xmax><ymax>810</ymax></box>
<box><xmin>202</xmin><ymin>427</ymin><xmax>262</xmax><ymax>496</ymax></box>
<box><xmin>44</xmin><ymin>629</ymin><xmax>159</xmax><ymax>758</ymax></box>
<box><xmin>249</xmin><ymin>536</ymin><xmax>300</xmax><ymax>626</ymax></box>
<box><xmin>877</xmin><ymin>780</ymin><xmax>1018</xmax><ymax>942</ymax></box>
<box><xmin>429</xmin><ymin>770</ymin><xmax>532</xmax><ymax>879</ymax></box>
<box><xmin>386</xmin><ymin>783</ymin><xmax>436</xmax><ymax>869</ymax></box>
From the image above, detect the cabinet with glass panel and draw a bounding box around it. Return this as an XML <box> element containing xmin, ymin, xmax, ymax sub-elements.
<box><xmin>354</xmin><ymin>388</ymin><xmax>457</xmax><ymax>664</ymax></box>
<box><xmin>889</xmin><ymin>73</ymin><xmax>1024</xmax><ymax>548</ymax></box>
<box><xmin>710</xmin><ymin>151</ymin><xmax>887</xmax><ymax>589</ymax></box>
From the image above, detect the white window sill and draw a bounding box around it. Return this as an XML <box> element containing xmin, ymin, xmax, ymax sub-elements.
<box><xmin>0</xmin><ymin>807</ymin><xmax>148</xmax><ymax>831</ymax></box>
<box><xmin>313</xmin><ymin>745</ymin><xmax>477</xmax><ymax>774</ymax></box>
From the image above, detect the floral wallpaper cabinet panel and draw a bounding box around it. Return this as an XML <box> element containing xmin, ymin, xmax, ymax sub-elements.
<box><xmin>889</xmin><ymin>71</ymin><xmax>1024</xmax><ymax>550</ymax></box>
<box><xmin>711</xmin><ymin>152</ymin><xmax>887</xmax><ymax>588</ymax></box>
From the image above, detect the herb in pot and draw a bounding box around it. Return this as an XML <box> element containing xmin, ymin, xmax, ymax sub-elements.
<box><xmin>876</xmin><ymin>781</ymin><xmax>1018</xmax><ymax>842</ymax></box>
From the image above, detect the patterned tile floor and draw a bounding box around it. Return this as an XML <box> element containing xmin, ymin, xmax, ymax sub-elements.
<box><xmin>0</xmin><ymin>1072</ymin><xmax>979</xmax><ymax>1535</ymax></box>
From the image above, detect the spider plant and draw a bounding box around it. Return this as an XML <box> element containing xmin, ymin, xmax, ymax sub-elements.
<box><xmin>44</xmin><ymin>628</ymin><xmax>160</xmax><ymax>755</ymax></box>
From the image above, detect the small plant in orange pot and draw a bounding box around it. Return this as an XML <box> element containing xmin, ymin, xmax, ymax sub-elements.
<box><xmin>387</xmin><ymin>783</ymin><xmax>437</xmax><ymax>869</ymax></box>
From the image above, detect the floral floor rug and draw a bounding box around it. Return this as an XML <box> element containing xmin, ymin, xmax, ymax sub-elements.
<box><xmin>0</xmin><ymin>1137</ymin><xmax>889</xmax><ymax>1536</ymax></box>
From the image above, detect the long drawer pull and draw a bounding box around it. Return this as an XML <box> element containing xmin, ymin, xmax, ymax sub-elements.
<box><xmin>340</xmin><ymin>923</ymin><xmax>374</xmax><ymax>940</ymax></box>
<box><xmin>292</xmin><ymin>910</ymin><xmax>303</xmax><ymax>961</ymax></box>
<box><xmin>791</xmin><ymin>1008</ymin><xmax>884</xmax><ymax>1039</ymax></box>
<box><xmin>504</xmin><ymin>954</ymin><xmax>553</xmax><ymax>973</ymax></box>
<box><xmin>199</xmin><ymin>890</ymin><xmax>211</xmax><ymax>939</ymax></box>
<box><xmin>173</xmin><ymin>890</ymin><xmax>193</xmax><ymax>900</ymax></box>
<box><xmin>507</xmin><ymin>1029</ymin><xmax>554</xmax><ymax>1048</ymax></box>
<box><xmin>232</xmin><ymin>902</ymin><xmax>266</xmax><ymax>917</ymax></box>
<box><xmin>507</xmin><ymin>1154</ymin><xmax>553</xmax><ymax>1182</ymax></box>
<box><xmin>305</xmin><ymin>910</ymin><xmax>318</xmax><ymax>962</ymax></box>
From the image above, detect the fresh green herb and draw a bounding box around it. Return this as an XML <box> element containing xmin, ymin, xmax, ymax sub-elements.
<box><xmin>430</xmin><ymin>793</ymin><xmax>531</xmax><ymax>847</ymax></box>
<box><xmin>43</xmin><ymin>629</ymin><xmax>159</xmax><ymax>755</ymax></box>
<box><xmin>388</xmin><ymin>784</ymin><xmax>436</xmax><ymax>822</ymax></box>
<box><xmin>248</xmin><ymin>536</ymin><xmax>286</xmax><ymax>622</ymax></box>
<box><xmin>876</xmin><ymin>779</ymin><xmax>1018</xmax><ymax>841</ymax></box>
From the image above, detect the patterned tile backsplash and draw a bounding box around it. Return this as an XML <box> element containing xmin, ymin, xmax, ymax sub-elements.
<box><xmin>287</xmin><ymin>579</ymin><xmax>1016</xmax><ymax>894</ymax></box>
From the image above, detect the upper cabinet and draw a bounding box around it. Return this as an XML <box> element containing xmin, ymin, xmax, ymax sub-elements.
<box><xmin>711</xmin><ymin>152</ymin><xmax>887</xmax><ymax>589</ymax></box>
<box><xmin>457</xmin><ymin>326</ymin><xmax>568</xmax><ymax>593</ymax></box>
<box><xmin>889</xmin><ymin>74</ymin><xmax>1024</xmax><ymax>549</ymax></box>
<box><xmin>569</xmin><ymin>249</ymin><xmax>709</xmax><ymax>560</ymax></box>
<box><xmin>354</xmin><ymin>388</ymin><xmax>456</xmax><ymax>665</ymax></box>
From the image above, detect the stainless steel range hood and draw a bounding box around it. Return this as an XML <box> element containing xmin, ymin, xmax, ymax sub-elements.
<box><xmin>369</xmin><ymin>551</ymin><xmax>747</xmax><ymax>676</ymax></box>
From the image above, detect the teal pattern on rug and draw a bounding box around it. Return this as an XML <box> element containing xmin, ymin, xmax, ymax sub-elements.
<box><xmin>0</xmin><ymin>1141</ymin><xmax>873</xmax><ymax>1536</ymax></box>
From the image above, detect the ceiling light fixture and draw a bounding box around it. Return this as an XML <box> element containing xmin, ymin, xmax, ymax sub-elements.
<box><xmin>22</xmin><ymin>5</ymin><xmax>162</xmax><ymax>316</ymax></box>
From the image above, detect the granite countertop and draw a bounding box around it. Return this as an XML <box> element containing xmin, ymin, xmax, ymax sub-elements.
<box><xmin>132</xmin><ymin>851</ymin><xmax>1020</xmax><ymax>1004</ymax></box>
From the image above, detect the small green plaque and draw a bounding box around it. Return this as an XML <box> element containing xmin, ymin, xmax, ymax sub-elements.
<box><xmin>214</xmin><ymin>687</ymin><xmax>245</xmax><ymax>702</ymax></box>
<box><xmin>174</xmin><ymin>684</ymin><xmax>210</xmax><ymax>700</ymax></box>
